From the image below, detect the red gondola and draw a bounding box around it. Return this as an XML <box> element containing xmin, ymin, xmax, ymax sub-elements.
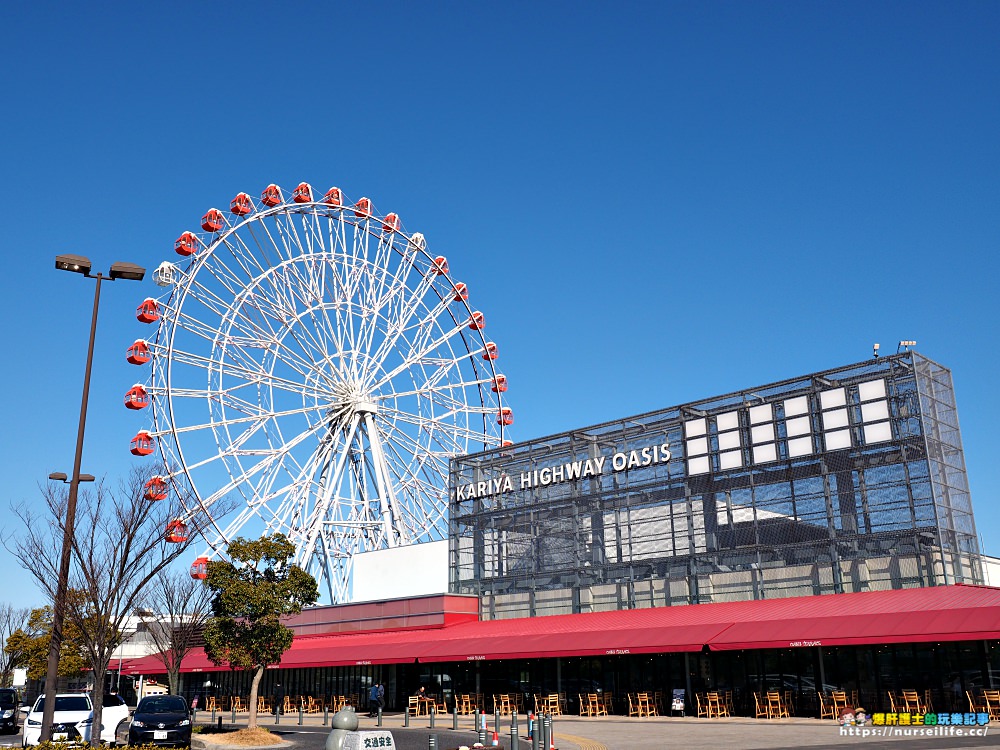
<box><xmin>502</xmin><ymin>440</ymin><xmax>513</xmax><ymax>447</ymax></box>
<box><xmin>130</xmin><ymin>430</ymin><xmax>155</xmax><ymax>456</ymax></box>
<box><xmin>165</xmin><ymin>519</ymin><xmax>188</xmax><ymax>543</ymax></box>
<box><xmin>124</xmin><ymin>384</ymin><xmax>149</xmax><ymax>410</ymax></box>
<box><xmin>230</xmin><ymin>192</ymin><xmax>253</xmax><ymax>216</ymax></box>
<box><xmin>452</xmin><ymin>282</ymin><xmax>468</xmax><ymax>302</ymax></box>
<box><xmin>468</xmin><ymin>311</ymin><xmax>485</xmax><ymax>330</ymax></box>
<box><xmin>353</xmin><ymin>197</ymin><xmax>371</xmax><ymax>218</ymax></box>
<box><xmin>293</xmin><ymin>182</ymin><xmax>313</xmax><ymax>203</ymax></box>
<box><xmin>261</xmin><ymin>184</ymin><xmax>283</xmax><ymax>207</ymax></box>
<box><xmin>201</xmin><ymin>208</ymin><xmax>224</xmax><ymax>232</ymax></box>
<box><xmin>382</xmin><ymin>213</ymin><xmax>400</xmax><ymax>232</ymax></box>
<box><xmin>491</xmin><ymin>375</ymin><xmax>508</xmax><ymax>393</ymax></box>
<box><xmin>431</xmin><ymin>256</ymin><xmax>449</xmax><ymax>275</ymax></box>
<box><xmin>143</xmin><ymin>476</ymin><xmax>169</xmax><ymax>501</ymax></box>
<box><xmin>497</xmin><ymin>407</ymin><xmax>514</xmax><ymax>426</ymax></box>
<box><xmin>136</xmin><ymin>299</ymin><xmax>160</xmax><ymax>324</ymax></box>
<box><xmin>323</xmin><ymin>187</ymin><xmax>343</xmax><ymax>207</ymax></box>
<box><xmin>190</xmin><ymin>556</ymin><xmax>209</xmax><ymax>580</ymax></box>
<box><xmin>175</xmin><ymin>231</ymin><xmax>199</xmax><ymax>257</ymax></box>
<box><xmin>482</xmin><ymin>342</ymin><xmax>498</xmax><ymax>360</ymax></box>
<box><xmin>126</xmin><ymin>340</ymin><xmax>151</xmax><ymax>365</ymax></box>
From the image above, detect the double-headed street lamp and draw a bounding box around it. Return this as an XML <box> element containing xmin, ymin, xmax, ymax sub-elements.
<box><xmin>40</xmin><ymin>256</ymin><xmax>144</xmax><ymax>741</ymax></box>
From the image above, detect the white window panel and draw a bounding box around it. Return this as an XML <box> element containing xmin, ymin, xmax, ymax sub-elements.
<box><xmin>753</xmin><ymin>444</ymin><xmax>777</xmax><ymax>464</ymax></box>
<box><xmin>864</xmin><ymin>421</ymin><xmax>893</xmax><ymax>444</ymax></box>
<box><xmin>684</xmin><ymin>418</ymin><xmax>707</xmax><ymax>437</ymax></box>
<box><xmin>820</xmin><ymin>388</ymin><xmax>846</xmax><ymax>410</ymax></box>
<box><xmin>784</xmin><ymin>395</ymin><xmax>809</xmax><ymax>417</ymax></box>
<box><xmin>858</xmin><ymin>379</ymin><xmax>887</xmax><ymax>402</ymax></box>
<box><xmin>686</xmin><ymin>436</ymin><xmax>708</xmax><ymax>456</ymax></box>
<box><xmin>788</xmin><ymin>436</ymin><xmax>813</xmax><ymax>457</ymax></box>
<box><xmin>822</xmin><ymin>408</ymin><xmax>849</xmax><ymax>430</ymax></box>
<box><xmin>825</xmin><ymin>429</ymin><xmax>852</xmax><ymax>451</ymax></box>
<box><xmin>718</xmin><ymin>430</ymin><xmax>741</xmax><ymax>451</ymax></box>
<box><xmin>749</xmin><ymin>404</ymin><xmax>772</xmax><ymax>425</ymax></box>
<box><xmin>719</xmin><ymin>450</ymin><xmax>743</xmax><ymax>470</ymax></box>
<box><xmin>751</xmin><ymin>423</ymin><xmax>775</xmax><ymax>444</ymax></box>
<box><xmin>861</xmin><ymin>400</ymin><xmax>890</xmax><ymax>423</ymax></box>
<box><xmin>687</xmin><ymin>456</ymin><xmax>710</xmax><ymax>476</ymax></box>
<box><xmin>786</xmin><ymin>416</ymin><xmax>811</xmax><ymax>437</ymax></box>
<box><xmin>716</xmin><ymin>411</ymin><xmax>740</xmax><ymax>431</ymax></box>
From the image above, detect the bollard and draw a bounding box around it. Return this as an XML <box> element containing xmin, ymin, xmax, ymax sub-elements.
<box><xmin>549</xmin><ymin>713</ymin><xmax>555</xmax><ymax>750</ymax></box>
<box><xmin>323</xmin><ymin>705</ymin><xmax>329</xmax><ymax>726</ymax></box>
<box><xmin>211</xmin><ymin>705</ymin><xmax>216</xmax><ymax>723</ymax></box>
<box><xmin>495</xmin><ymin>709</ymin><xmax>500</xmax><ymax>734</ymax></box>
<box><xmin>274</xmin><ymin>705</ymin><xmax>280</xmax><ymax>725</ymax></box>
<box><xmin>532</xmin><ymin>722</ymin><xmax>541</xmax><ymax>750</ymax></box>
<box><xmin>377</xmin><ymin>706</ymin><xmax>383</xmax><ymax>727</ymax></box>
<box><xmin>430</xmin><ymin>704</ymin><xmax>436</xmax><ymax>729</ymax></box>
<box><xmin>452</xmin><ymin>703</ymin><xmax>458</xmax><ymax>731</ymax></box>
<box><xmin>478</xmin><ymin>728</ymin><xmax>488</xmax><ymax>746</ymax></box>
<box><xmin>428</xmin><ymin>734</ymin><xmax>438</xmax><ymax>750</ymax></box>
<box><xmin>231</xmin><ymin>706</ymin><xmax>236</xmax><ymax>724</ymax></box>
<box><xmin>217</xmin><ymin>717</ymin><xmax>223</xmax><ymax>731</ymax></box>
<box><xmin>298</xmin><ymin>702</ymin><xmax>304</xmax><ymax>725</ymax></box>
<box><xmin>511</xmin><ymin>723</ymin><xmax>519</xmax><ymax>750</ymax></box>
<box><xmin>192</xmin><ymin>708</ymin><xmax>197</xmax><ymax>724</ymax></box>
<box><xmin>404</xmin><ymin>707</ymin><xmax>410</xmax><ymax>727</ymax></box>
<box><xmin>527</xmin><ymin>712</ymin><xmax>534</xmax><ymax>741</ymax></box>
<box><xmin>541</xmin><ymin>715</ymin><xmax>549</xmax><ymax>750</ymax></box>
<box><xmin>511</xmin><ymin>709</ymin><xmax>518</xmax><ymax>733</ymax></box>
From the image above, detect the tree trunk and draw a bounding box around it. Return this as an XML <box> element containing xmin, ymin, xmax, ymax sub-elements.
<box><xmin>90</xmin><ymin>664</ymin><xmax>107</xmax><ymax>748</ymax></box>
<box><xmin>168</xmin><ymin>662</ymin><xmax>179</xmax><ymax>697</ymax></box>
<box><xmin>247</xmin><ymin>664</ymin><xmax>264</xmax><ymax>729</ymax></box>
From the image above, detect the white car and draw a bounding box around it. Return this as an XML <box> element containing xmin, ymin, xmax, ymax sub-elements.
<box><xmin>22</xmin><ymin>693</ymin><xmax>130</xmax><ymax>747</ymax></box>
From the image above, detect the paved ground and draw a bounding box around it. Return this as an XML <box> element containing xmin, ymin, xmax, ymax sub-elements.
<box><xmin>177</xmin><ymin>711</ymin><xmax>1000</xmax><ymax>750</ymax></box>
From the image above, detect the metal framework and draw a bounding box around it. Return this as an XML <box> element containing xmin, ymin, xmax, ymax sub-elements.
<box><xmin>450</xmin><ymin>352</ymin><xmax>980</xmax><ymax>619</ymax></box>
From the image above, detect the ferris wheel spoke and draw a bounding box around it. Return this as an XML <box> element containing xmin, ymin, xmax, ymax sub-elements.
<box><xmin>365</xmin><ymin>272</ymin><xmax>448</xmax><ymax>376</ymax></box>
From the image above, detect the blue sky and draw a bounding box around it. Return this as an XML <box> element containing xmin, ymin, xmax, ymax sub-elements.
<box><xmin>1</xmin><ymin>2</ymin><xmax>998</xmax><ymax>609</ymax></box>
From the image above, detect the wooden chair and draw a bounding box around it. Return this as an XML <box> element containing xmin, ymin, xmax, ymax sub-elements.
<box><xmin>627</xmin><ymin>693</ymin><xmax>641</xmax><ymax>717</ymax></box>
<box><xmin>901</xmin><ymin>690</ymin><xmax>924</xmax><ymax>713</ymax></box>
<box><xmin>637</xmin><ymin>691</ymin><xmax>657</xmax><ymax>717</ymax></box>
<box><xmin>545</xmin><ymin>693</ymin><xmax>562</xmax><ymax>716</ymax></box>
<box><xmin>695</xmin><ymin>693</ymin><xmax>708</xmax><ymax>719</ymax></box>
<box><xmin>257</xmin><ymin>696</ymin><xmax>272</xmax><ymax>714</ymax></box>
<box><xmin>885</xmin><ymin>691</ymin><xmax>898</xmax><ymax>713</ymax></box>
<box><xmin>831</xmin><ymin>691</ymin><xmax>849</xmax><ymax>717</ymax></box>
<box><xmin>968</xmin><ymin>690</ymin><xmax>987</xmax><ymax>713</ymax></box>
<box><xmin>753</xmin><ymin>692</ymin><xmax>768</xmax><ymax>719</ymax></box>
<box><xmin>982</xmin><ymin>690</ymin><xmax>1000</xmax><ymax>721</ymax></box>
<box><xmin>406</xmin><ymin>696</ymin><xmax>421</xmax><ymax>717</ymax></box>
<box><xmin>766</xmin><ymin>691</ymin><xmax>789</xmax><ymax>719</ymax></box>
<box><xmin>706</xmin><ymin>692</ymin><xmax>728</xmax><ymax>718</ymax></box>
<box><xmin>818</xmin><ymin>692</ymin><xmax>835</xmax><ymax>720</ymax></box>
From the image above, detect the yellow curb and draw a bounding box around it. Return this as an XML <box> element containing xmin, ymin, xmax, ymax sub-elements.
<box><xmin>551</xmin><ymin>731</ymin><xmax>608</xmax><ymax>750</ymax></box>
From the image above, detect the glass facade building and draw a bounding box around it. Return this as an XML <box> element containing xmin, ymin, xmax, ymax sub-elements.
<box><xmin>450</xmin><ymin>352</ymin><xmax>981</xmax><ymax>620</ymax></box>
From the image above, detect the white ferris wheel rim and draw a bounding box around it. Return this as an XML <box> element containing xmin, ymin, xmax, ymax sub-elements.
<box><xmin>134</xmin><ymin>185</ymin><xmax>509</xmax><ymax>602</ymax></box>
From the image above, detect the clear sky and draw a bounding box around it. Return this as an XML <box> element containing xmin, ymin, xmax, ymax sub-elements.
<box><xmin>1</xmin><ymin>2</ymin><xmax>998</xmax><ymax>609</ymax></box>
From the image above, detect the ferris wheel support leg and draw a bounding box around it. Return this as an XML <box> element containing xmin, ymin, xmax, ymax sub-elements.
<box><xmin>362</xmin><ymin>412</ymin><xmax>406</xmax><ymax>547</ymax></box>
<box><xmin>300</xmin><ymin>415</ymin><xmax>361</xmax><ymax>573</ymax></box>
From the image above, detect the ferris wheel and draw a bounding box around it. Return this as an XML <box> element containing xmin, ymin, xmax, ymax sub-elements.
<box><xmin>123</xmin><ymin>182</ymin><xmax>512</xmax><ymax>602</ymax></box>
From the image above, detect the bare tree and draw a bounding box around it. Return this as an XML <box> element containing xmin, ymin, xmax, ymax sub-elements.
<box><xmin>0</xmin><ymin>604</ymin><xmax>33</xmax><ymax>686</ymax></box>
<box><xmin>137</xmin><ymin>568</ymin><xmax>213</xmax><ymax>696</ymax></box>
<box><xmin>10</xmin><ymin>467</ymin><xmax>225</xmax><ymax>746</ymax></box>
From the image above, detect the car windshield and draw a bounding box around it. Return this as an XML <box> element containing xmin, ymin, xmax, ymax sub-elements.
<box><xmin>0</xmin><ymin>691</ymin><xmax>15</xmax><ymax>707</ymax></box>
<box><xmin>31</xmin><ymin>696</ymin><xmax>91</xmax><ymax>713</ymax></box>
<box><xmin>138</xmin><ymin>696</ymin><xmax>187</xmax><ymax>713</ymax></box>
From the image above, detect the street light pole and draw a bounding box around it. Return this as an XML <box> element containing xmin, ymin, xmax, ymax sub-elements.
<box><xmin>40</xmin><ymin>256</ymin><xmax>144</xmax><ymax>742</ymax></box>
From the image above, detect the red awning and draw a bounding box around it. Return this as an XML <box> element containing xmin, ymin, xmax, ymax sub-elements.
<box><xmin>706</xmin><ymin>584</ymin><xmax>1000</xmax><ymax>650</ymax></box>
<box><xmin>119</xmin><ymin>584</ymin><xmax>1000</xmax><ymax>675</ymax></box>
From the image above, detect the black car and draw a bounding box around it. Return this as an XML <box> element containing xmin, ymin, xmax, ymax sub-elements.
<box><xmin>128</xmin><ymin>695</ymin><xmax>191</xmax><ymax>748</ymax></box>
<box><xmin>0</xmin><ymin>689</ymin><xmax>18</xmax><ymax>734</ymax></box>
